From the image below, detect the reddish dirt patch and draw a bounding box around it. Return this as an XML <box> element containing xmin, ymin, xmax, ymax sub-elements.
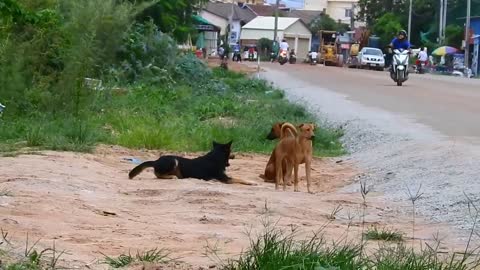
<box><xmin>0</xmin><ymin>145</ymin><xmax>466</xmax><ymax>269</ymax></box>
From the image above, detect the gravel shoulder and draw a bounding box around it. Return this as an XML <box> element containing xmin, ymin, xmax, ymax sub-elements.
<box><xmin>258</xmin><ymin>63</ymin><xmax>480</xmax><ymax>238</ymax></box>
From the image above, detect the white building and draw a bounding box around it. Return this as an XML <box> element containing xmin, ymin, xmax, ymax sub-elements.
<box><xmin>303</xmin><ymin>0</ymin><xmax>360</xmax><ymax>27</ymax></box>
<box><xmin>200</xmin><ymin>2</ymin><xmax>256</xmax><ymax>45</ymax></box>
<box><xmin>240</xmin><ymin>17</ymin><xmax>312</xmax><ymax>59</ymax></box>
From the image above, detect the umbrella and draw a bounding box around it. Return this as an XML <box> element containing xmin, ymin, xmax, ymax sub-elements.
<box><xmin>432</xmin><ymin>46</ymin><xmax>459</xmax><ymax>56</ymax></box>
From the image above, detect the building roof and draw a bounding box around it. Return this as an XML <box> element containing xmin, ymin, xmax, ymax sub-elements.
<box><xmin>245</xmin><ymin>4</ymin><xmax>321</xmax><ymax>25</ymax></box>
<box><xmin>246</xmin><ymin>4</ymin><xmax>286</xmax><ymax>16</ymax></box>
<box><xmin>282</xmin><ymin>9</ymin><xmax>322</xmax><ymax>25</ymax></box>
<box><xmin>242</xmin><ymin>16</ymin><xmax>300</xmax><ymax>30</ymax></box>
<box><xmin>203</xmin><ymin>2</ymin><xmax>256</xmax><ymax>22</ymax></box>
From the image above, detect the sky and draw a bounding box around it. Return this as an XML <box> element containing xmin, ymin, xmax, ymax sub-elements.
<box><xmin>266</xmin><ymin>0</ymin><xmax>303</xmax><ymax>8</ymax></box>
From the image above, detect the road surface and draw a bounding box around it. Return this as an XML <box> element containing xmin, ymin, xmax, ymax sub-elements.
<box><xmin>263</xmin><ymin>63</ymin><xmax>480</xmax><ymax>143</ymax></box>
<box><xmin>257</xmin><ymin>62</ymin><xmax>480</xmax><ymax>236</ymax></box>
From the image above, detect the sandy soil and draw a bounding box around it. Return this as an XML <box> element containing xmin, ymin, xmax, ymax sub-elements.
<box><xmin>0</xmin><ymin>145</ymin><xmax>466</xmax><ymax>269</ymax></box>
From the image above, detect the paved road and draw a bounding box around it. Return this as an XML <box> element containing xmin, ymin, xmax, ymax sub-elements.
<box><xmin>262</xmin><ymin>63</ymin><xmax>480</xmax><ymax>143</ymax></box>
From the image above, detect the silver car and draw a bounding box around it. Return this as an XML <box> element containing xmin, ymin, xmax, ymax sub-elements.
<box><xmin>359</xmin><ymin>47</ymin><xmax>385</xmax><ymax>71</ymax></box>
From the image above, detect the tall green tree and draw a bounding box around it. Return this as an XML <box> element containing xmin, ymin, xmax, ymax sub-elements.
<box><xmin>357</xmin><ymin>0</ymin><xmax>405</xmax><ymax>27</ymax></box>
<box><xmin>445</xmin><ymin>24</ymin><xmax>463</xmax><ymax>48</ymax></box>
<box><xmin>372</xmin><ymin>13</ymin><xmax>402</xmax><ymax>46</ymax></box>
<box><xmin>133</xmin><ymin>0</ymin><xmax>208</xmax><ymax>42</ymax></box>
<box><xmin>309</xmin><ymin>14</ymin><xmax>350</xmax><ymax>33</ymax></box>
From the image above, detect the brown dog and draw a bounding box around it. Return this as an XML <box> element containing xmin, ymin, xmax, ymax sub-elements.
<box><xmin>260</xmin><ymin>122</ymin><xmax>297</xmax><ymax>183</ymax></box>
<box><xmin>274</xmin><ymin>123</ymin><xmax>315</xmax><ymax>193</ymax></box>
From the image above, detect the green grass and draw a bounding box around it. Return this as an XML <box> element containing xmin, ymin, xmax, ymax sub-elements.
<box><xmin>101</xmin><ymin>248</ymin><xmax>170</xmax><ymax>268</ymax></box>
<box><xmin>219</xmin><ymin>224</ymin><xmax>479</xmax><ymax>270</ymax></box>
<box><xmin>364</xmin><ymin>226</ymin><xmax>404</xmax><ymax>242</ymax></box>
<box><xmin>0</xmin><ymin>68</ymin><xmax>344</xmax><ymax>157</ymax></box>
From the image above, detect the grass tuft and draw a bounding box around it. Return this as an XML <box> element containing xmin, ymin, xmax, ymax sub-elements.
<box><xmin>101</xmin><ymin>248</ymin><xmax>170</xmax><ymax>268</ymax></box>
<box><xmin>364</xmin><ymin>226</ymin><xmax>404</xmax><ymax>242</ymax></box>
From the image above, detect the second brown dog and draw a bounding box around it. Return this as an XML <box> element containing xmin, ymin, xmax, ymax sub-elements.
<box><xmin>274</xmin><ymin>123</ymin><xmax>315</xmax><ymax>193</ymax></box>
<box><xmin>260</xmin><ymin>122</ymin><xmax>297</xmax><ymax>184</ymax></box>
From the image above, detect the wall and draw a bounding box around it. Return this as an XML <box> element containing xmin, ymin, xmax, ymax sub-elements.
<box><xmin>472</xmin><ymin>18</ymin><xmax>480</xmax><ymax>35</ymax></box>
<box><xmin>284</xmin><ymin>21</ymin><xmax>312</xmax><ymax>38</ymax></box>
<box><xmin>327</xmin><ymin>0</ymin><xmax>354</xmax><ymax>25</ymax></box>
<box><xmin>240</xmin><ymin>29</ymin><xmax>285</xmax><ymax>40</ymax></box>
<box><xmin>303</xmin><ymin>0</ymin><xmax>328</xmax><ymax>11</ymax></box>
<box><xmin>200</xmin><ymin>11</ymin><xmax>228</xmax><ymax>35</ymax></box>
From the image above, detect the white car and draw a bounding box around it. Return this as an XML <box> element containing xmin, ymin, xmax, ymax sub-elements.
<box><xmin>358</xmin><ymin>47</ymin><xmax>385</xmax><ymax>71</ymax></box>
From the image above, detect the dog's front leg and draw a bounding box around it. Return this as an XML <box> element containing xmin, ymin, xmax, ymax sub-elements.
<box><xmin>293</xmin><ymin>161</ymin><xmax>300</xmax><ymax>192</ymax></box>
<box><xmin>305</xmin><ymin>159</ymin><xmax>313</xmax><ymax>194</ymax></box>
<box><xmin>284</xmin><ymin>160</ymin><xmax>293</xmax><ymax>186</ymax></box>
<box><xmin>221</xmin><ymin>174</ymin><xmax>257</xmax><ymax>186</ymax></box>
<box><xmin>275</xmin><ymin>157</ymin><xmax>283</xmax><ymax>191</ymax></box>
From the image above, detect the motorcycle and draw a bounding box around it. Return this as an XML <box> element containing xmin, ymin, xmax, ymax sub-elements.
<box><xmin>309</xmin><ymin>53</ymin><xmax>318</xmax><ymax>65</ymax></box>
<box><xmin>415</xmin><ymin>60</ymin><xmax>427</xmax><ymax>74</ymax></box>
<box><xmin>278</xmin><ymin>49</ymin><xmax>288</xmax><ymax>65</ymax></box>
<box><xmin>289</xmin><ymin>51</ymin><xmax>297</xmax><ymax>64</ymax></box>
<box><xmin>390</xmin><ymin>49</ymin><xmax>409</xmax><ymax>86</ymax></box>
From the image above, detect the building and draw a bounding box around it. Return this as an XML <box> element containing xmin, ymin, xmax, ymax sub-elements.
<box><xmin>246</xmin><ymin>4</ymin><xmax>322</xmax><ymax>25</ymax></box>
<box><xmin>213</xmin><ymin>0</ymin><xmax>265</xmax><ymax>4</ymax></box>
<box><xmin>200</xmin><ymin>2</ymin><xmax>256</xmax><ymax>45</ymax></box>
<box><xmin>240</xmin><ymin>16</ymin><xmax>312</xmax><ymax>59</ymax></box>
<box><xmin>303</xmin><ymin>0</ymin><xmax>360</xmax><ymax>26</ymax></box>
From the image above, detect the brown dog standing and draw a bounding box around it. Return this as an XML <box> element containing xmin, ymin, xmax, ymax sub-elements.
<box><xmin>260</xmin><ymin>122</ymin><xmax>297</xmax><ymax>183</ymax></box>
<box><xmin>274</xmin><ymin>123</ymin><xmax>315</xmax><ymax>193</ymax></box>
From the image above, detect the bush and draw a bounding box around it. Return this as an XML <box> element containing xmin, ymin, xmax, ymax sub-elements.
<box><xmin>113</xmin><ymin>20</ymin><xmax>178</xmax><ymax>84</ymax></box>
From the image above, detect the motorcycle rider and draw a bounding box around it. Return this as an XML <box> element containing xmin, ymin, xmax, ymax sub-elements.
<box><xmin>232</xmin><ymin>42</ymin><xmax>241</xmax><ymax>62</ymax></box>
<box><xmin>388</xmin><ymin>30</ymin><xmax>411</xmax><ymax>74</ymax></box>
<box><xmin>308</xmin><ymin>50</ymin><xmax>318</xmax><ymax>64</ymax></box>
<box><xmin>279</xmin><ymin>39</ymin><xmax>289</xmax><ymax>53</ymax></box>
<box><xmin>416</xmin><ymin>47</ymin><xmax>428</xmax><ymax>73</ymax></box>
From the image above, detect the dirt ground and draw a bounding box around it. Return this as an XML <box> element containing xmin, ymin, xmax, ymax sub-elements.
<box><xmin>206</xmin><ymin>57</ymin><xmax>261</xmax><ymax>75</ymax></box>
<box><xmin>0</xmin><ymin>145</ymin><xmax>466</xmax><ymax>269</ymax></box>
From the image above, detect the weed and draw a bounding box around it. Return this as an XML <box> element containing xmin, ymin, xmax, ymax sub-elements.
<box><xmin>328</xmin><ymin>204</ymin><xmax>343</xmax><ymax>221</ymax></box>
<box><xmin>101</xmin><ymin>248</ymin><xmax>170</xmax><ymax>268</ymax></box>
<box><xmin>405</xmin><ymin>184</ymin><xmax>424</xmax><ymax>246</ymax></box>
<box><xmin>364</xmin><ymin>226</ymin><xmax>404</xmax><ymax>242</ymax></box>
<box><xmin>135</xmin><ymin>248</ymin><xmax>170</xmax><ymax>263</ymax></box>
<box><xmin>102</xmin><ymin>252</ymin><xmax>135</xmax><ymax>268</ymax></box>
<box><xmin>25</xmin><ymin>127</ymin><xmax>44</xmax><ymax>147</ymax></box>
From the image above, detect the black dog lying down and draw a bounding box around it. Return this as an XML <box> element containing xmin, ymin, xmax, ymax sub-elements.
<box><xmin>128</xmin><ymin>141</ymin><xmax>256</xmax><ymax>185</ymax></box>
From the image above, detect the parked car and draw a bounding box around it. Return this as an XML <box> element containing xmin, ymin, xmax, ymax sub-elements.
<box><xmin>358</xmin><ymin>47</ymin><xmax>385</xmax><ymax>71</ymax></box>
<box><xmin>242</xmin><ymin>45</ymin><xmax>258</xmax><ymax>61</ymax></box>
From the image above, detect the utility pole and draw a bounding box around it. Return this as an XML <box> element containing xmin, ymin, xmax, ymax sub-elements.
<box><xmin>439</xmin><ymin>0</ymin><xmax>444</xmax><ymax>43</ymax></box>
<box><xmin>273</xmin><ymin>0</ymin><xmax>280</xmax><ymax>43</ymax></box>
<box><xmin>443</xmin><ymin>0</ymin><xmax>447</xmax><ymax>40</ymax></box>
<box><xmin>350</xmin><ymin>3</ymin><xmax>355</xmax><ymax>30</ymax></box>
<box><xmin>408</xmin><ymin>0</ymin><xmax>412</xmax><ymax>42</ymax></box>
<box><xmin>465</xmin><ymin>0</ymin><xmax>471</xmax><ymax>72</ymax></box>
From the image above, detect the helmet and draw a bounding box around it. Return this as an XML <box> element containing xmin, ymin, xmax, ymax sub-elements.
<box><xmin>398</xmin><ymin>30</ymin><xmax>407</xmax><ymax>39</ymax></box>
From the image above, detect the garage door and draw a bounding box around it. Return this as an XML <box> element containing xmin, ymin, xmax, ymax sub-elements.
<box><xmin>285</xmin><ymin>37</ymin><xmax>296</xmax><ymax>51</ymax></box>
<box><xmin>296</xmin><ymin>38</ymin><xmax>310</xmax><ymax>60</ymax></box>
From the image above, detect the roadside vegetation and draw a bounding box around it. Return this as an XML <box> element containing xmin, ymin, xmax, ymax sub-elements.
<box><xmin>0</xmin><ymin>0</ymin><xmax>343</xmax><ymax>157</ymax></box>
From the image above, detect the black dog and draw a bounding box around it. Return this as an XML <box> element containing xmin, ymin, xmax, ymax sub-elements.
<box><xmin>128</xmin><ymin>141</ymin><xmax>255</xmax><ymax>185</ymax></box>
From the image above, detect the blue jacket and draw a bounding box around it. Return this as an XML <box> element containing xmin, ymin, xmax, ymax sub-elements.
<box><xmin>391</xmin><ymin>38</ymin><xmax>410</xmax><ymax>50</ymax></box>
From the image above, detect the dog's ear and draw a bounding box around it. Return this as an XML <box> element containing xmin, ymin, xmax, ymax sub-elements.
<box><xmin>298</xmin><ymin>124</ymin><xmax>304</xmax><ymax>128</ymax></box>
<box><xmin>226</xmin><ymin>140</ymin><xmax>233</xmax><ymax>147</ymax></box>
<box><xmin>311</xmin><ymin>123</ymin><xmax>316</xmax><ymax>129</ymax></box>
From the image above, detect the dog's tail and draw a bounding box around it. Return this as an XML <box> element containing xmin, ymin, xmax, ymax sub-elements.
<box><xmin>280</xmin><ymin>122</ymin><xmax>297</xmax><ymax>138</ymax></box>
<box><xmin>129</xmin><ymin>161</ymin><xmax>155</xmax><ymax>179</ymax></box>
